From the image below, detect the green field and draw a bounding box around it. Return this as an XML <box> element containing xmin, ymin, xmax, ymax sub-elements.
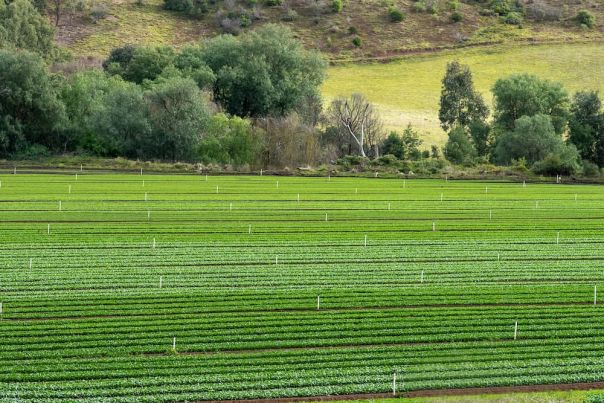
<box><xmin>2</xmin><ymin>173</ymin><xmax>604</xmax><ymax>401</ymax></box>
<box><xmin>323</xmin><ymin>42</ymin><xmax>604</xmax><ymax>147</ymax></box>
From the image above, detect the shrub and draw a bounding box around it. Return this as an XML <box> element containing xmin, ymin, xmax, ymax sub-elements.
<box><xmin>281</xmin><ymin>8</ymin><xmax>297</xmax><ymax>20</ymax></box>
<box><xmin>427</xmin><ymin>0</ymin><xmax>438</xmax><ymax>14</ymax></box>
<box><xmin>582</xmin><ymin>160</ymin><xmax>600</xmax><ymax>177</ymax></box>
<box><xmin>413</xmin><ymin>0</ymin><xmax>427</xmax><ymax>12</ymax></box>
<box><xmin>388</xmin><ymin>6</ymin><xmax>405</xmax><ymax>21</ymax></box>
<box><xmin>532</xmin><ymin>144</ymin><xmax>581</xmax><ymax>175</ymax></box>
<box><xmin>444</xmin><ymin>126</ymin><xmax>476</xmax><ymax>165</ymax></box>
<box><xmin>331</xmin><ymin>0</ymin><xmax>343</xmax><ymax>12</ymax></box>
<box><xmin>448</xmin><ymin>0</ymin><xmax>458</xmax><ymax>10</ymax></box>
<box><xmin>450</xmin><ymin>10</ymin><xmax>462</xmax><ymax>21</ymax></box>
<box><xmin>164</xmin><ymin>0</ymin><xmax>208</xmax><ymax>17</ymax></box>
<box><xmin>348</xmin><ymin>26</ymin><xmax>358</xmax><ymax>34</ymax></box>
<box><xmin>352</xmin><ymin>36</ymin><xmax>362</xmax><ymax>47</ymax></box>
<box><xmin>265</xmin><ymin>0</ymin><xmax>282</xmax><ymax>6</ymax></box>
<box><xmin>576</xmin><ymin>9</ymin><xmax>595</xmax><ymax>28</ymax></box>
<box><xmin>503</xmin><ymin>11</ymin><xmax>523</xmax><ymax>24</ymax></box>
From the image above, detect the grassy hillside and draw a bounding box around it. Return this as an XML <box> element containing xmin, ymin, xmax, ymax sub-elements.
<box><xmin>57</xmin><ymin>0</ymin><xmax>604</xmax><ymax>60</ymax></box>
<box><xmin>323</xmin><ymin>42</ymin><xmax>604</xmax><ymax>147</ymax></box>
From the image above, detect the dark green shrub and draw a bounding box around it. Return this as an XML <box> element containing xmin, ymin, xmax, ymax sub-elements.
<box><xmin>503</xmin><ymin>11</ymin><xmax>523</xmax><ymax>24</ymax></box>
<box><xmin>331</xmin><ymin>0</ymin><xmax>343</xmax><ymax>12</ymax></box>
<box><xmin>576</xmin><ymin>9</ymin><xmax>595</xmax><ymax>28</ymax></box>
<box><xmin>450</xmin><ymin>10</ymin><xmax>462</xmax><ymax>21</ymax></box>
<box><xmin>264</xmin><ymin>0</ymin><xmax>282</xmax><ymax>6</ymax></box>
<box><xmin>352</xmin><ymin>36</ymin><xmax>362</xmax><ymax>47</ymax></box>
<box><xmin>388</xmin><ymin>6</ymin><xmax>405</xmax><ymax>21</ymax></box>
<box><xmin>348</xmin><ymin>26</ymin><xmax>358</xmax><ymax>34</ymax></box>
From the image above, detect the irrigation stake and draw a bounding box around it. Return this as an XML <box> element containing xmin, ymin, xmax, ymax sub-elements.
<box><xmin>144</xmin><ymin>192</ymin><xmax>148</xmax><ymax>201</ymax></box>
<box><xmin>403</xmin><ymin>180</ymin><xmax>406</xmax><ymax>189</ymax></box>
<box><xmin>440</xmin><ymin>193</ymin><xmax>443</xmax><ymax>202</ymax></box>
<box><xmin>364</xmin><ymin>234</ymin><xmax>367</xmax><ymax>247</ymax></box>
<box><xmin>535</xmin><ymin>201</ymin><xmax>539</xmax><ymax>209</ymax></box>
<box><xmin>75</xmin><ymin>173</ymin><xmax>78</xmax><ymax>181</ymax></box>
<box><xmin>153</xmin><ymin>238</ymin><xmax>156</xmax><ymax>249</ymax></box>
<box><xmin>489</xmin><ymin>210</ymin><xmax>492</xmax><ymax>220</ymax></box>
<box><xmin>29</xmin><ymin>258</ymin><xmax>32</xmax><ymax>269</ymax></box>
<box><xmin>297</xmin><ymin>193</ymin><xmax>300</xmax><ymax>202</ymax></box>
<box><xmin>374</xmin><ymin>172</ymin><xmax>378</xmax><ymax>178</ymax></box>
<box><xmin>388</xmin><ymin>202</ymin><xmax>391</xmax><ymax>211</ymax></box>
<box><xmin>575</xmin><ymin>194</ymin><xmax>578</xmax><ymax>202</ymax></box>
<box><xmin>248</xmin><ymin>224</ymin><xmax>251</xmax><ymax>234</ymax></box>
<box><xmin>392</xmin><ymin>372</ymin><xmax>397</xmax><ymax>396</ymax></box>
<box><xmin>147</xmin><ymin>210</ymin><xmax>151</xmax><ymax>221</ymax></box>
<box><xmin>595</xmin><ymin>285</ymin><xmax>598</xmax><ymax>306</ymax></box>
<box><xmin>523</xmin><ymin>181</ymin><xmax>526</xmax><ymax>188</ymax></box>
<box><xmin>497</xmin><ymin>253</ymin><xmax>500</xmax><ymax>261</ymax></box>
<box><xmin>205</xmin><ymin>174</ymin><xmax>208</xmax><ymax>181</ymax></box>
<box><xmin>13</xmin><ymin>167</ymin><xmax>16</xmax><ymax>175</ymax></box>
<box><xmin>47</xmin><ymin>224</ymin><xmax>50</xmax><ymax>235</ymax></box>
<box><xmin>80</xmin><ymin>164</ymin><xmax>83</xmax><ymax>172</ymax></box>
<box><xmin>276</xmin><ymin>181</ymin><xmax>279</xmax><ymax>188</ymax></box>
<box><xmin>142</xmin><ymin>180</ymin><xmax>145</xmax><ymax>187</ymax></box>
<box><xmin>355</xmin><ymin>188</ymin><xmax>358</xmax><ymax>194</ymax></box>
<box><xmin>59</xmin><ymin>201</ymin><xmax>62</xmax><ymax>211</ymax></box>
<box><xmin>432</xmin><ymin>222</ymin><xmax>436</xmax><ymax>232</ymax></box>
<box><xmin>325</xmin><ymin>213</ymin><xmax>328</xmax><ymax>222</ymax></box>
<box><xmin>260</xmin><ymin>169</ymin><xmax>263</xmax><ymax>176</ymax></box>
<box><xmin>485</xmin><ymin>186</ymin><xmax>488</xmax><ymax>194</ymax></box>
<box><xmin>0</xmin><ymin>302</ymin><xmax>2</xmax><ymax>316</ymax></box>
<box><xmin>140</xmin><ymin>168</ymin><xmax>143</xmax><ymax>176</ymax></box>
<box><xmin>317</xmin><ymin>295</ymin><xmax>320</xmax><ymax>310</ymax></box>
<box><xmin>229</xmin><ymin>203</ymin><xmax>233</xmax><ymax>212</ymax></box>
<box><xmin>275</xmin><ymin>255</ymin><xmax>278</xmax><ymax>265</ymax></box>
<box><xmin>159</xmin><ymin>276</ymin><xmax>163</xmax><ymax>288</ymax></box>
<box><xmin>216</xmin><ymin>186</ymin><xmax>218</xmax><ymax>194</ymax></box>
<box><xmin>420</xmin><ymin>270</ymin><xmax>424</xmax><ymax>283</ymax></box>
<box><xmin>172</xmin><ymin>336</ymin><xmax>176</xmax><ymax>350</ymax></box>
<box><xmin>556</xmin><ymin>232</ymin><xmax>560</xmax><ymax>244</ymax></box>
<box><xmin>0</xmin><ymin>180</ymin><xmax>2</xmax><ymax>188</ymax></box>
<box><xmin>514</xmin><ymin>321</ymin><xmax>518</xmax><ymax>340</ymax></box>
<box><xmin>328</xmin><ymin>174</ymin><xmax>331</xmax><ymax>181</ymax></box>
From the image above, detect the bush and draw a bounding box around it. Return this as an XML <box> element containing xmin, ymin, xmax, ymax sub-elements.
<box><xmin>582</xmin><ymin>160</ymin><xmax>600</xmax><ymax>177</ymax></box>
<box><xmin>348</xmin><ymin>26</ymin><xmax>358</xmax><ymax>34</ymax></box>
<box><xmin>164</xmin><ymin>0</ymin><xmax>208</xmax><ymax>17</ymax></box>
<box><xmin>448</xmin><ymin>0</ymin><xmax>458</xmax><ymax>10</ymax></box>
<box><xmin>503</xmin><ymin>11</ymin><xmax>523</xmax><ymax>24</ymax></box>
<box><xmin>265</xmin><ymin>0</ymin><xmax>282</xmax><ymax>6</ymax></box>
<box><xmin>388</xmin><ymin>6</ymin><xmax>405</xmax><ymax>22</ymax></box>
<box><xmin>532</xmin><ymin>144</ymin><xmax>581</xmax><ymax>175</ymax></box>
<box><xmin>576</xmin><ymin>9</ymin><xmax>595</xmax><ymax>28</ymax></box>
<box><xmin>413</xmin><ymin>0</ymin><xmax>427</xmax><ymax>12</ymax></box>
<box><xmin>331</xmin><ymin>0</ymin><xmax>343</xmax><ymax>12</ymax></box>
<box><xmin>450</xmin><ymin>10</ymin><xmax>462</xmax><ymax>22</ymax></box>
<box><xmin>281</xmin><ymin>8</ymin><xmax>297</xmax><ymax>21</ymax></box>
<box><xmin>444</xmin><ymin>126</ymin><xmax>476</xmax><ymax>165</ymax></box>
<box><xmin>352</xmin><ymin>36</ymin><xmax>362</xmax><ymax>47</ymax></box>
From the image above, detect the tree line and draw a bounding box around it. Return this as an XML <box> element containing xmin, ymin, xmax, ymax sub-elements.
<box><xmin>0</xmin><ymin>0</ymin><xmax>603</xmax><ymax>175</ymax></box>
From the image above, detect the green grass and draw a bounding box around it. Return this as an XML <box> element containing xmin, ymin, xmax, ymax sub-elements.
<box><xmin>2</xmin><ymin>173</ymin><xmax>604</xmax><ymax>400</ymax></box>
<box><xmin>323</xmin><ymin>42</ymin><xmax>604</xmax><ymax>147</ymax></box>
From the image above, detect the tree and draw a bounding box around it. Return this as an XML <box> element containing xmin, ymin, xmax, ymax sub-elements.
<box><xmin>492</xmin><ymin>114</ymin><xmax>568</xmax><ymax>165</ymax></box>
<box><xmin>104</xmin><ymin>45</ymin><xmax>176</xmax><ymax>84</ymax></box>
<box><xmin>444</xmin><ymin>126</ymin><xmax>476</xmax><ymax>165</ymax></box>
<box><xmin>492</xmin><ymin>74</ymin><xmax>570</xmax><ymax>134</ymax></box>
<box><xmin>439</xmin><ymin>61</ymin><xmax>489</xmax><ymax>131</ymax></box>
<box><xmin>0</xmin><ymin>49</ymin><xmax>66</xmax><ymax>156</ymax></box>
<box><xmin>145</xmin><ymin>77</ymin><xmax>209</xmax><ymax>161</ymax></box>
<box><xmin>198</xmin><ymin>114</ymin><xmax>263</xmax><ymax>166</ymax></box>
<box><xmin>200</xmin><ymin>24</ymin><xmax>326</xmax><ymax>117</ymax></box>
<box><xmin>173</xmin><ymin>45</ymin><xmax>215</xmax><ymax>90</ymax></box>
<box><xmin>568</xmin><ymin>91</ymin><xmax>604</xmax><ymax>164</ymax></box>
<box><xmin>381</xmin><ymin>124</ymin><xmax>422</xmax><ymax>160</ymax></box>
<box><xmin>328</xmin><ymin>93</ymin><xmax>382</xmax><ymax>158</ymax></box>
<box><xmin>0</xmin><ymin>0</ymin><xmax>55</xmax><ymax>57</ymax></box>
<box><xmin>468</xmin><ymin>120</ymin><xmax>491</xmax><ymax>157</ymax></box>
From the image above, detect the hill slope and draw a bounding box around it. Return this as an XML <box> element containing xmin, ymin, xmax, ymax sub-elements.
<box><xmin>57</xmin><ymin>0</ymin><xmax>604</xmax><ymax>60</ymax></box>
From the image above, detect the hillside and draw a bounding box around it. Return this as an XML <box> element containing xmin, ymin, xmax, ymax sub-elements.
<box><xmin>56</xmin><ymin>0</ymin><xmax>604</xmax><ymax>60</ymax></box>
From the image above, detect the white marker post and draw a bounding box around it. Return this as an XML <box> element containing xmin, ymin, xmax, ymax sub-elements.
<box><xmin>75</xmin><ymin>173</ymin><xmax>78</xmax><ymax>181</ymax></box>
<box><xmin>80</xmin><ymin>164</ymin><xmax>83</xmax><ymax>172</ymax></box>
<box><xmin>297</xmin><ymin>193</ymin><xmax>300</xmax><ymax>202</ymax></box>
<box><xmin>47</xmin><ymin>224</ymin><xmax>50</xmax><ymax>235</ymax></box>
<box><xmin>172</xmin><ymin>336</ymin><xmax>176</xmax><ymax>350</ymax></box>
<box><xmin>317</xmin><ymin>295</ymin><xmax>320</xmax><ymax>310</ymax></box>
<box><xmin>556</xmin><ymin>232</ymin><xmax>560</xmax><ymax>245</ymax></box>
<box><xmin>393</xmin><ymin>372</ymin><xmax>397</xmax><ymax>396</ymax></box>
<box><xmin>497</xmin><ymin>253</ymin><xmax>500</xmax><ymax>262</ymax></box>
<box><xmin>29</xmin><ymin>258</ymin><xmax>32</xmax><ymax>269</ymax></box>
<box><xmin>535</xmin><ymin>201</ymin><xmax>539</xmax><ymax>209</ymax></box>
<box><xmin>485</xmin><ymin>186</ymin><xmax>488</xmax><ymax>194</ymax></box>
<box><xmin>144</xmin><ymin>193</ymin><xmax>148</xmax><ymax>201</ymax></box>
<box><xmin>276</xmin><ymin>181</ymin><xmax>279</xmax><ymax>188</ymax></box>
<box><xmin>59</xmin><ymin>201</ymin><xmax>62</xmax><ymax>211</ymax></box>
<box><xmin>325</xmin><ymin>213</ymin><xmax>328</xmax><ymax>222</ymax></box>
<box><xmin>514</xmin><ymin>321</ymin><xmax>518</xmax><ymax>340</ymax></box>
<box><xmin>432</xmin><ymin>222</ymin><xmax>436</xmax><ymax>232</ymax></box>
<box><xmin>140</xmin><ymin>168</ymin><xmax>143</xmax><ymax>176</ymax></box>
<box><xmin>575</xmin><ymin>194</ymin><xmax>578</xmax><ymax>202</ymax></box>
<box><xmin>489</xmin><ymin>210</ymin><xmax>492</xmax><ymax>220</ymax></box>
<box><xmin>216</xmin><ymin>186</ymin><xmax>218</xmax><ymax>194</ymax></box>
<box><xmin>355</xmin><ymin>188</ymin><xmax>358</xmax><ymax>194</ymax></box>
<box><xmin>159</xmin><ymin>276</ymin><xmax>163</xmax><ymax>288</ymax></box>
<box><xmin>205</xmin><ymin>174</ymin><xmax>208</xmax><ymax>181</ymax></box>
<box><xmin>147</xmin><ymin>210</ymin><xmax>151</xmax><ymax>221</ymax></box>
<box><xmin>275</xmin><ymin>255</ymin><xmax>278</xmax><ymax>265</ymax></box>
<box><xmin>13</xmin><ymin>167</ymin><xmax>16</xmax><ymax>175</ymax></box>
<box><xmin>440</xmin><ymin>193</ymin><xmax>443</xmax><ymax>202</ymax></box>
<box><xmin>0</xmin><ymin>302</ymin><xmax>2</xmax><ymax>316</ymax></box>
<box><xmin>364</xmin><ymin>235</ymin><xmax>367</xmax><ymax>247</ymax></box>
<box><xmin>375</xmin><ymin>172</ymin><xmax>378</xmax><ymax>178</ymax></box>
<box><xmin>420</xmin><ymin>270</ymin><xmax>424</xmax><ymax>283</ymax></box>
<box><xmin>595</xmin><ymin>285</ymin><xmax>598</xmax><ymax>306</ymax></box>
<box><xmin>142</xmin><ymin>180</ymin><xmax>145</xmax><ymax>187</ymax></box>
<box><xmin>0</xmin><ymin>180</ymin><xmax>2</xmax><ymax>188</ymax></box>
<box><xmin>523</xmin><ymin>181</ymin><xmax>526</xmax><ymax>188</ymax></box>
<box><xmin>328</xmin><ymin>174</ymin><xmax>331</xmax><ymax>181</ymax></box>
<box><xmin>153</xmin><ymin>238</ymin><xmax>156</xmax><ymax>249</ymax></box>
<box><xmin>388</xmin><ymin>202</ymin><xmax>391</xmax><ymax>211</ymax></box>
<box><xmin>260</xmin><ymin>169</ymin><xmax>263</xmax><ymax>176</ymax></box>
<box><xmin>403</xmin><ymin>180</ymin><xmax>406</xmax><ymax>189</ymax></box>
<box><xmin>229</xmin><ymin>203</ymin><xmax>233</xmax><ymax>212</ymax></box>
<box><xmin>68</xmin><ymin>185</ymin><xmax>71</xmax><ymax>194</ymax></box>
